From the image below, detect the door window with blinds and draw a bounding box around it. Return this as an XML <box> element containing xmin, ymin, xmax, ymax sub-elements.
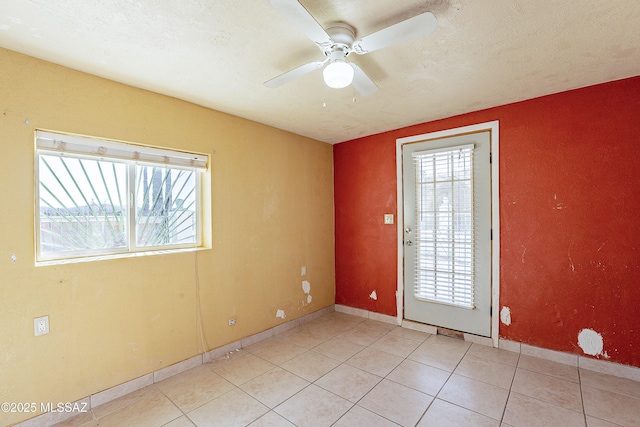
<box><xmin>35</xmin><ymin>130</ymin><xmax>208</xmax><ymax>263</ymax></box>
<box><xmin>412</xmin><ymin>144</ymin><xmax>475</xmax><ymax>308</ymax></box>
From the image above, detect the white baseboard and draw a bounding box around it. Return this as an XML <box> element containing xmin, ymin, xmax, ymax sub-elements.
<box><xmin>521</xmin><ymin>343</ymin><xmax>578</xmax><ymax>366</ymax></box>
<box><xmin>334</xmin><ymin>304</ymin><xmax>397</xmax><ymax>324</ymax></box>
<box><xmin>498</xmin><ymin>338</ymin><xmax>640</xmax><ymax>381</ymax></box>
<box><xmin>334</xmin><ymin>304</ymin><xmax>368</xmax><ymax>318</ymax></box>
<box><xmin>578</xmin><ymin>355</ymin><xmax>640</xmax><ymax>382</ymax></box>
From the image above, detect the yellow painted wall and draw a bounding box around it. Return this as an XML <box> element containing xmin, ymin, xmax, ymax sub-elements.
<box><xmin>0</xmin><ymin>47</ymin><xmax>335</xmax><ymax>426</ymax></box>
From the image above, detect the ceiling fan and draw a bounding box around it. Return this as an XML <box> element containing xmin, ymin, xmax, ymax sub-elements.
<box><xmin>264</xmin><ymin>0</ymin><xmax>438</xmax><ymax>96</ymax></box>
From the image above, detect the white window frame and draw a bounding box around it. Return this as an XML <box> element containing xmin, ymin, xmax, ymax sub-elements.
<box><xmin>35</xmin><ymin>130</ymin><xmax>209</xmax><ymax>265</ymax></box>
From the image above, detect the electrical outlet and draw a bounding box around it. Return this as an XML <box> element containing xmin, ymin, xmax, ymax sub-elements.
<box><xmin>228</xmin><ymin>318</ymin><xmax>236</xmax><ymax>326</ymax></box>
<box><xmin>34</xmin><ymin>316</ymin><xmax>49</xmax><ymax>336</ymax></box>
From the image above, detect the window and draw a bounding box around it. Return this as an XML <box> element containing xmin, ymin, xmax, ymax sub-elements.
<box><xmin>36</xmin><ymin>130</ymin><xmax>208</xmax><ymax>263</ymax></box>
<box><xmin>412</xmin><ymin>144</ymin><xmax>475</xmax><ymax>308</ymax></box>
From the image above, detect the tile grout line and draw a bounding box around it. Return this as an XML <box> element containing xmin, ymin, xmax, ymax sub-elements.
<box><xmin>423</xmin><ymin>338</ymin><xmax>487</xmax><ymax>425</ymax></box>
<box><xmin>412</xmin><ymin>336</ymin><xmax>460</xmax><ymax>427</ymax></box>
<box><xmin>330</xmin><ymin>321</ymin><xmax>433</xmax><ymax>426</ymax></box>
<box><xmin>511</xmin><ymin>355</ymin><xmax>595</xmax><ymax>424</ymax></box>
<box><xmin>322</xmin><ymin>320</ymin><xmax>394</xmax><ymax>425</ymax></box>
<box><xmin>498</xmin><ymin>347</ymin><xmax>521</xmax><ymax>425</ymax></box>
<box><xmin>271</xmin><ymin>316</ymin><xmax>418</xmax><ymax>426</ymax></box>
<box><xmin>577</xmin><ymin>367</ymin><xmax>588</xmax><ymax>427</ymax></box>
<box><xmin>249</xmin><ymin>315</ymin><xmax>363</xmax><ymax>425</ymax></box>
<box><xmin>289</xmin><ymin>316</ymin><xmax>379</xmax><ymax>425</ymax></box>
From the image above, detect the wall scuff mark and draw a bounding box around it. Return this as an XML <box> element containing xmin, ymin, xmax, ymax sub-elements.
<box><xmin>568</xmin><ymin>241</ymin><xmax>576</xmax><ymax>273</ymax></box>
<box><xmin>500</xmin><ymin>306</ymin><xmax>512</xmax><ymax>326</ymax></box>
<box><xmin>302</xmin><ymin>280</ymin><xmax>311</xmax><ymax>294</ymax></box>
<box><xmin>276</xmin><ymin>309</ymin><xmax>286</xmax><ymax>319</ymax></box>
<box><xmin>301</xmin><ymin>280</ymin><xmax>312</xmax><ymax>306</ymax></box>
<box><xmin>369</xmin><ymin>290</ymin><xmax>377</xmax><ymax>300</ymax></box>
<box><xmin>578</xmin><ymin>328</ymin><xmax>606</xmax><ymax>357</ymax></box>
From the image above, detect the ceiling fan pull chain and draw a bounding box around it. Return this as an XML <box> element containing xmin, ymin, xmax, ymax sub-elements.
<box><xmin>322</xmin><ymin>80</ymin><xmax>327</xmax><ymax>108</ymax></box>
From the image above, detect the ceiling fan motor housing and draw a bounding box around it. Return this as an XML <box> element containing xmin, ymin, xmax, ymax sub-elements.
<box><xmin>324</xmin><ymin>23</ymin><xmax>356</xmax><ymax>57</ymax></box>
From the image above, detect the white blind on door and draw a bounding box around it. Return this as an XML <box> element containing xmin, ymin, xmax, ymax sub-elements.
<box><xmin>412</xmin><ymin>144</ymin><xmax>475</xmax><ymax>308</ymax></box>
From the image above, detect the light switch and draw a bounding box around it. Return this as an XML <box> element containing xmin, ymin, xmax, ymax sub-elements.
<box><xmin>384</xmin><ymin>214</ymin><xmax>394</xmax><ymax>224</ymax></box>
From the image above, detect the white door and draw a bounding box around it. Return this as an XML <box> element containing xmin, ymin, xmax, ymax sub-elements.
<box><xmin>402</xmin><ymin>130</ymin><xmax>492</xmax><ymax>337</ymax></box>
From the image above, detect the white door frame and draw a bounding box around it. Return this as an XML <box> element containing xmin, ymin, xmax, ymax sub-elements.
<box><xmin>395</xmin><ymin>121</ymin><xmax>500</xmax><ymax>347</ymax></box>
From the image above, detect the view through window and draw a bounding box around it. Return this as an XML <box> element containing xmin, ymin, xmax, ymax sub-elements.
<box><xmin>36</xmin><ymin>130</ymin><xmax>207</xmax><ymax>262</ymax></box>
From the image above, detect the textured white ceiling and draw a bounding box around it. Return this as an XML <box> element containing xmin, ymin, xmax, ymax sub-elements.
<box><xmin>1</xmin><ymin>0</ymin><xmax>639</xmax><ymax>143</ymax></box>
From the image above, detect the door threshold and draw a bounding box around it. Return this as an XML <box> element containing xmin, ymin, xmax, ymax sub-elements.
<box><xmin>437</xmin><ymin>327</ymin><xmax>465</xmax><ymax>340</ymax></box>
<box><xmin>403</xmin><ymin>318</ymin><xmax>494</xmax><ymax>347</ymax></box>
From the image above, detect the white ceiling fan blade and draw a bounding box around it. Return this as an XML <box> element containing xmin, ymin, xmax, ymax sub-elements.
<box><xmin>352</xmin><ymin>11</ymin><xmax>437</xmax><ymax>54</ymax></box>
<box><xmin>350</xmin><ymin>63</ymin><xmax>378</xmax><ymax>97</ymax></box>
<box><xmin>269</xmin><ymin>0</ymin><xmax>332</xmax><ymax>50</ymax></box>
<box><xmin>264</xmin><ymin>60</ymin><xmax>326</xmax><ymax>88</ymax></box>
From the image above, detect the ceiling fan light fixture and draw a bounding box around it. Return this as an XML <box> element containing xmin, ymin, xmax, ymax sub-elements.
<box><xmin>323</xmin><ymin>60</ymin><xmax>354</xmax><ymax>89</ymax></box>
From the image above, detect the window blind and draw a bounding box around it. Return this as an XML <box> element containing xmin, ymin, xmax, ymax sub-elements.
<box><xmin>412</xmin><ymin>144</ymin><xmax>475</xmax><ymax>308</ymax></box>
<box><xmin>36</xmin><ymin>130</ymin><xmax>208</xmax><ymax>170</ymax></box>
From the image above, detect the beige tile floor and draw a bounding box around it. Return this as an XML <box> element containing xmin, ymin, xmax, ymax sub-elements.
<box><xmin>52</xmin><ymin>312</ymin><xmax>640</xmax><ymax>427</ymax></box>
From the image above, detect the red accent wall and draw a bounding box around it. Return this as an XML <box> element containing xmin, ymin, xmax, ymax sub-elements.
<box><xmin>334</xmin><ymin>76</ymin><xmax>640</xmax><ymax>367</ymax></box>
